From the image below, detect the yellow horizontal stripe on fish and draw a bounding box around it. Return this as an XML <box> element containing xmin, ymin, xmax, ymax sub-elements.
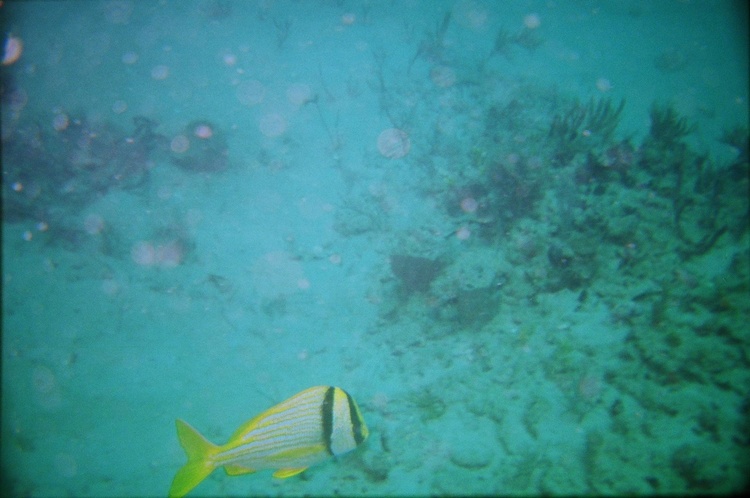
<box><xmin>169</xmin><ymin>386</ymin><xmax>369</xmax><ymax>498</ymax></box>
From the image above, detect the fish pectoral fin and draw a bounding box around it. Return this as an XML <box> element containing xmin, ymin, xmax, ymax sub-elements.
<box><xmin>273</xmin><ymin>467</ymin><xmax>308</xmax><ymax>479</ymax></box>
<box><xmin>224</xmin><ymin>464</ymin><xmax>256</xmax><ymax>476</ymax></box>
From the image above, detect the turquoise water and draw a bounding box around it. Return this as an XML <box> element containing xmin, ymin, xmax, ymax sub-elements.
<box><xmin>2</xmin><ymin>0</ymin><xmax>748</xmax><ymax>496</ymax></box>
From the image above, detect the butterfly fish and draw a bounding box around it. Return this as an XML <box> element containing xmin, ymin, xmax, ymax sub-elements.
<box><xmin>169</xmin><ymin>386</ymin><xmax>369</xmax><ymax>497</ymax></box>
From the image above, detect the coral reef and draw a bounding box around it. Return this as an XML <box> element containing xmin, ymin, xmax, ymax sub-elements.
<box><xmin>390</xmin><ymin>254</ymin><xmax>445</xmax><ymax>294</ymax></box>
<box><xmin>169</xmin><ymin>121</ymin><xmax>229</xmax><ymax>173</ymax></box>
<box><xmin>2</xmin><ymin>114</ymin><xmax>162</xmax><ymax>222</ymax></box>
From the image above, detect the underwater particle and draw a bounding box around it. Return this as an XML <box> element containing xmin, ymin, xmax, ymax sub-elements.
<box><xmin>341</xmin><ymin>13</ymin><xmax>356</xmax><ymax>25</ymax></box>
<box><xmin>465</xmin><ymin>9</ymin><xmax>488</xmax><ymax>29</ymax></box>
<box><xmin>505</xmin><ymin>152</ymin><xmax>520</xmax><ymax>166</ymax></box>
<box><xmin>329</xmin><ymin>253</ymin><xmax>342</xmax><ymax>265</ymax></box>
<box><xmin>121</xmin><ymin>51</ymin><xmax>138</xmax><ymax>64</ymax></box>
<box><xmin>236</xmin><ymin>79</ymin><xmax>266</xmax><ymax>105</ymax></box>
<box><xmin>32</xmin><ymin>364</ymin><xmax>61</xmax><ymax>409</ymax></box>
<box><xmin>456</xmin><ymin>226</ymin><xmax>471</xmax><ymax>240</ymax></box>
<box><xmin>36</xmin><ymin>221</ymin><xmax>48</xmax><ymax>232</ymax></box>
<box><xmin>578</xmin><ymin>374</ymin><xmax>602</xmax><ymax>401</ymax></box>
<box><xmin>596</xmin><ymin>78</ymin><xmax>612</xmax><ymax>92</ymax></box>
<box><xmin>377</xmin><ymin>128</ymin><xmax>411</xmax><ymax>159</ymax></box>
<box><xmin>171</xmin><ymin>121</ymin><xmax>228</xmax><ymax>172</ymax></box>
<box><xmin>22</xmin><ymin>230</ymin><xmax>32</xmax><ymax>241</ymax></box>
<box><xmin>371</xmin><ymin>392</ymin><xmax>390</xmax><ymax>414</ymax></box>
<box><xmin>297</xmin><ymin>349</ymin><xmax>309</xmax><ymax>360</ymax></box>
<box><xmin>2</xmin><ymin>35</ymin><xmax>23</xmax><ymax>66</ymax></box>
<box><xmin>297</xmin><ymin>278</ymin><xmax>311</xmax><ymax>290</ymax></box>
<box><xmin>12</xmin><ymin>182</ymin><xmax>23</xmax><ymax>192</ymax></box>
<box><xmin>460</xmin><ymin>197</ymin><xmax>478</xmax><ymax>213</ymax></box>
<box><xmin>52</xmin><ymin>113</ymin><xmax>69</xmax><ymax>132</ymax></box>
<box><xmin>454</xmin><ymin>0</ymin><xmax>489</xmax><ymax>30</ymax></box>
<box><xmin>32</xmin><ymin>365</ymin><xmax>56</xmax><ymax>393</ymax></box>
<box><xmin>5</xmin><ymin>87</ymin><xmax>28</xmax><ymax>115</ymax></box>
<box><xmin>170</xmin><ymin>135</ymin><xmax>190</xmax><ymax>153</ymax></box>
<box><xmin>102</xmin><ymin>0</ymin><xmax>133</xmax><ymax>24</ymax></box>
<box><xmin>84</xmin><ymin>214</ymin><xmax>105</xmax><ymax>235</ymax></box>
<box><xmin>201</xmin><ymin>0</ymin><xmax>233</xmax><ymax>21</ymax></box>
<box><xmin>157</xmin><ymin>186</ymin><xmax>173</xmax><ymax>200</ymax></box>
<box><xmin>193</xmin><ymin>123</ymin><xmax>213</xmax><ymax>139</ymax></box>
<box><xmin>54</xmin><ymin>452</ymin><xmax>78</xmax><ymax>478</ymax></box>
<box><xmin>654</xmin><ymin>47</ymin><xmax>688</xmax><ymax>72</ymax></box>
<box><xmin>131</xmin><ymin>240</ymin><xmax>156</xmax><ymax>266</ymax></box>
<box><xmin>527</xmin><ymin>155</ymin><xmax>544</xmax><ymax>169</ymax></box>
<box><xmin>523</xmin><ymin>13</ymin><xmax>541</xmax><ymax>29</ymax></box>
<box><xmin>101</xmin><ymin>278</ymin><xmax>120</xmax><ymax>296</ymax></box>
<box><xmin>251</xmin><ymin>251</ymin><xmax>306</xmax><ymax>298</ymax></box>
<box><xmin>259</xmin><ymin>113</ymin><xmax>287</xmax><ymax>138</ymax></box>
<box><xmin>267</xmin><ymin>158</ymin><xmax>285</xmax><ymax>172</ymax></box>
<box><xmin>286</xmin><ymin>83</ymin><xmax>315</xmax><ymax>106</ymax></box>
<box><xmin>112</xmin><ymin>100</ymin><xmax>128</xmax><ymax>114</ymax></box>
<box><xmin>155</xmin><ymin>241</ymin><xmax>183</xmax><ymax>268</ymax></box>
<box><xmin>222</xmin><ymin>52</ymin><xmax>237</xmax><ymax>66</ymax></box>
<box><xmin>151</xmin><ymin>64</ymin><xmax>169</xmax><ymax>80</ymax></box>
<box><xmin>430</xmin><ymin>65</ymin><xmax>457</xmax><ymax>88</ymax></box>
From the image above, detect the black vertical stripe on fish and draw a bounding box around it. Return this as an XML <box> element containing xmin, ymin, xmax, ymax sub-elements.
<box><xmin>321</xmin><ymin>386</ymin><xmax>335</xmax><ymax>455</ymax></box>
<box><xmin>345</xmin><ymin>390</ymin><xmax>366</xmax><ymax>445</ymax></box>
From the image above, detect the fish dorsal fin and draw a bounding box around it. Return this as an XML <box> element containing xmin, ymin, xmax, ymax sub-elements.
<box><xmin>224</xmin><ymin>464</ymin><xmax>256</xmax><ymax>476</ymax></box>
<box><xmin>228</xmin><ymin>413</ymin><xmax>265</xmax><ymax>442</ymax></box>
<box><xmin>229</xmin><ymin>391</ymin><xmax>317</xmax><ymax>442</ymax></box>
<box><xmin>273</xmin><ymin>467</ymin><xmax>307</xmax><ymax>479</ymax></box>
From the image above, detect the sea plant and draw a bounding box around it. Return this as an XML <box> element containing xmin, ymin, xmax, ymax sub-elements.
<box><xmin>490</xmin><ymin>28</ymin><xmax>514</xmax><ymax>58</ymax></box>
<box><xmin>719</xmin><ymin>124</ymin><xmax>749</xmax><ymax>174</ymax></box>
<box><xmin>273</xmin><ymin>17</ymin><xmax>292</xmax><ymax>48</ymax></box>
<box><xmin>647</xmin><ymin>103</ymin><xmax>696</xmax><ymax>146</ymax></box>
<box><xmin>637</xmin><ymin>102</ymin><xmax>698</xmax><ymax>186</ymax></box>
<box><xmin>514</xmin><ymin>26</ymin><xmax>544</xmax><ymax>52</ymax></box>
<box><xmin>548</xmin><ymin>97</ymin><xmax>625</xmax><ymax>164</ymax></box>
<box><xmin>488</xmin><ymin>26</ymin><xmax>543</xmax><ymax>60</ymax></box>
<box><xmin>719</xmin><ymin>124</ymin><xmax>749</xmax><ymax>152</ymax></box>
<box><xmin>409</xmin><ymin>11</ymin><xmax>451</xmax><ymax>69</ymax></box>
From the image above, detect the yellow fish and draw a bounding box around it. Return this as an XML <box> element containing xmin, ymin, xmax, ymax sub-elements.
<box><xmin>169</xmin><ymin>386</ymin><xmax>369</xmax><ymax>497</ymax></box>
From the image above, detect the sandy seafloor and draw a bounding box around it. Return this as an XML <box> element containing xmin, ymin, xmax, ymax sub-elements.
<box><xmin>1</xmin><ymin>0</ymin><xmax>749</xmax><ymax>496</ymax></box>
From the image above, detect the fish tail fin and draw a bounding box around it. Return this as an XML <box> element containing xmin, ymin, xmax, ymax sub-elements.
<box><xmin>169</xmin><ymin>419</ymin><xmax>220</xmax><ymax>498</ymax></box>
